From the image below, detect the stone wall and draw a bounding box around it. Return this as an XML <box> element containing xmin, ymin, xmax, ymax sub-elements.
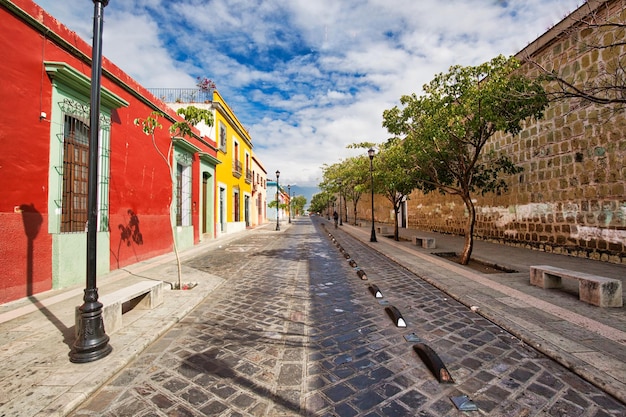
<box><xmin>354</xmin><ymin>1</ymin><xmax>626</xmax><ymax>264</ymax></box>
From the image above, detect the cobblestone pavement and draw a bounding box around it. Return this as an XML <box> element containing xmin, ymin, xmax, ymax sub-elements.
<box><xmin>70</xmin><ymin>217</ymin><xmax>625</xmax><ymax>416</ymax></box>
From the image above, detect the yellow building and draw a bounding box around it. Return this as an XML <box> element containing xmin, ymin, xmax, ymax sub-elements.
<box><xmin>213</xmin><ymin>90</ymin><xmax>254</xmax><ymax>235</ymax></box>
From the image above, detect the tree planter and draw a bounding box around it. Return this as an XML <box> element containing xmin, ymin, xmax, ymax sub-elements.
<box><xmin>171</xmin><ymin>282</ymin><xmax>198</xmax><ymax>290</ymax></box>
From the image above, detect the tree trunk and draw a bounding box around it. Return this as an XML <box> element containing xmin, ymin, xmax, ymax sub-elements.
<box><xmin>459</xmin><ymin>196</ymin><xmax>476</xmax><ymax>265</ymax></box>
<box><xmin>394</xmin><ymin>206</ymin><xmax>400</xmax><ymax>241</ymax></box>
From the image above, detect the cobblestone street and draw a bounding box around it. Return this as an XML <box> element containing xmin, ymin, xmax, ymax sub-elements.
<box><xmin>70</xmin><ymin>217</ymin><xmax>626</xmax><ymax>416</ymax></box>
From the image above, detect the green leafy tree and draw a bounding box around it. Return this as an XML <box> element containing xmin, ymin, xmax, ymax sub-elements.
<box><xmin>309</xmin><ymin>191</ymin><xmax>332</xmax><ymax>215</ymax></box>
<box><xmin>134</xmin><ymin>106</ymin><xmax>213</xmax><ymax>288</ymax></box>
<box><xmin>366</xmin><ymin>140</ymin><xmax>415</xmax><ymax>241</ymax></box>
<box><xmin>320</xmin><ymin>156</ymin><xmax>370</xmax><ymax>224</ymax></box>
<box><xmin>340</xmin><ymin>156</ymin><xmax>371</xmax><ymax>225</ymax></box>
<box><xmin>383</xmin><ymin>55</ymin><xmax>547</xmax><ymax>264</ymax></box>
<box><xmin>314</xmin><ymin>178</ymin><xmax>337</xmax><ymax>219</ymax></box>
<box><xmin>290</xmin><ymin>195</ymin><xmax>307</xmax><ymax>216</ymax></box>
<box><xmin>267</xmin><ymin>200</ymin><xmax>288</xmax><ymax>211</ymax></box>
<box><xmin>319</xmin><ymin>162</ymin><xmax>344</xmax><ymax>219</ymax></box>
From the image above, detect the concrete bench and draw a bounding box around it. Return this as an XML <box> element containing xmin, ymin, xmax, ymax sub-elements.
<box><xmin>412</xmin><ymin>236</ymin><xmax>436</xmax><ymax>249</ymax></box>
<box><xmin>376</xmin><ymin>225</ymin><xmax>393</xmax><ymax>235</ymax></box>
<box><xmin>530</xmin><ymin>265</ymin><xmax>622</xmax><ymax>307</ymax></box>
<box><xmin>76</xmin><ymin>280</ymin><xmax>164</xmax><ymax>336</ymax></box>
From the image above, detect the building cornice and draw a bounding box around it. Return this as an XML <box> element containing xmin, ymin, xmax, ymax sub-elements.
<box><xmin>199</xmin><ymin>152</ymin><xmax>221</xmax><ymax>166</ymax></box>
<box><xmin>212</xmin><ymin>91</ymin><xmax>254</xmax><ymax>149</ymax></box>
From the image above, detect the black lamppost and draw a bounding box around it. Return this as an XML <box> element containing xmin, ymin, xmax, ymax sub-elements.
<box><xmin>70</xmin><ymin>0</ymin><xmax>112</xmax><ymax>363</ymax></box>
<box><xmin>287</xmin><ymin>185</ymin><xmax>291</xmax><ymax>224</ymax></box>
<box><xmin>368</xmin><ymin>148</ymin><xmax>377</xmax><ymax>242</ymax></box>
<box><xmin>338</xmin><ymin>179</ymin><xmax>343</xmax><ymax>226</ymax></box>
<box><xmin>275</xmin><ymin>170</ymin><xmax>280</xmax><ymax>231</ymax></box>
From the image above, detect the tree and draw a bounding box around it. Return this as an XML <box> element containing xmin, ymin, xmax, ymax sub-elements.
<box><xmin>315</xmin><ymin>177</ymin><xmax>337</xmax><ymax>219</ymax></box>
<box><xmin>309</xmin><ymin>191</ymin><xmax>332</xmax><ymax>215</ymax></box>
<box><xmin>319</xmin><ymin>154</ymin><xmax>372</xmax><ymax>225</ymax></box>
<box><xmin>319</xmin><ymin>162</ymin><xmax>344</xmax><ymax>220</ymax></box>
<box><xmin>383</xmin><ymin>55</ymin><xmax>548</xmax><ymax>264</ymax></box>
<box><xmin>134</xmin><ymin>106</ymin><xmax>213</xmax><ymax>289</ymax></box>
<box><xmin>364</xmin><ymin>140</ymin><xmax>415</xmax><ymax>241</ymax></box>
<box><xmin>290</xmin><ymin>195</ymin><xmax>307</xmax><ymax>216</ymax></box>
<box><xmin>522</xmin><ymin>0</ymin><xmax>626</xmax><ymax>111</ymax></box>
<box><xmin>341</xmin><ymin>155</ymin><xmax>371</xmax><ymax>225</ymax></box>
<box><xmin>267</xmin><ymin>200</ymin><xmax>288</xmax><ymax>211</ymax></box>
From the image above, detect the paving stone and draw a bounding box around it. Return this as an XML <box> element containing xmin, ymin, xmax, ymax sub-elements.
<box><xmin>199</xmin><ymin>400</ymin><xmax>228</xmax><ymax>415</ymax></box>
<box><xmin>548</xmin><ymin>399</ymin><xmax>586</xmax><ymax>416</ymax></box>
<box><xmin>180</xmin><ymin>387</ymin><xmax>209</xmax><ymax>407</ymax></box>
<box><xmin>322</xmin><ymin>383</ymin><xmax>355</xmax><ymax>402</ymax></box>
<box><xmin>162</xmin><ymin>377</ymin><xmax>188</xmax><ymax>394</ymax></box>
<box><xmin>351</xmin><ymin>389</ymin><xmax>385</xmax><ymax>410</ymax></box>
<box><xmin>398</xmin><ymin>389</ymin><xmax>427</xmax><ymax>408</ymax></box>
<box><xmin>277</xmin><ymin>364</ymin><xmax>302</xmax><ymax>386</ymax></box>
<box><xmin>150</xmin><ymin>393</ymin><xmax>173</xmax><ymax>410</ymax></box>
<box><xmin>563</xmin><ymin>388</ymin><xmax>590</xmax><ymax>408</ymax></box>
<box><xmin>509</xmin><ymin>367</ymin><xmax>534</xmax><ymax>382</ymax></box>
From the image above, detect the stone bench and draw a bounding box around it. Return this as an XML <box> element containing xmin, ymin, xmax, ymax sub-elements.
<box><xmin>530</xmin><ymin>265</ymin><xmax>622</xmax><ymax>307</ymax></box>
<box><xmin>376</xmin><ymin>225</ymin><xmax>393</xmax><ymax>235</ymax></box>
<box><xmin>412</xmin><ymin>236</ymin><xmax>436</xmax><ymax>249</ymax></box>
<box><xmin>76</xmin><ymin>280</ymin><xmax>164</xmax><ymax>336</ymax></box>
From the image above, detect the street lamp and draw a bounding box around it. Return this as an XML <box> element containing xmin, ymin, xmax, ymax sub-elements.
<box><xmin>275</xmin><ymin>170</ymin><xmax>280</xmax><ymax>231</ymax></box>
<box><xmin>368</xmin><ymin>148</ymin><xmax>377</xmax><ymax>242</ymax></box>
<box><xmin>338</xmin><ymin>179</ymin><xmax>343</xmax><ymax>226</ymax></box>
<box><xmin>288</xmin><ymin>184</ymin><xmax>291</xmax><ymax>224</ymax></box>
<box><xmin>70</xmin><ymin>0</ymin><xmax>112</xmax><ymax>363</ymax></box>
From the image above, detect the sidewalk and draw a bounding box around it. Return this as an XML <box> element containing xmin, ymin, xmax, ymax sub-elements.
<box><xmin>0</xmin><ymin>224</ymin><xmax>281</xmax><ymax>417</ymax></box>
<box><xmin>337</xmin><ymin>220</ymin><xmax>626</xmax><ymax>405</ymax></box>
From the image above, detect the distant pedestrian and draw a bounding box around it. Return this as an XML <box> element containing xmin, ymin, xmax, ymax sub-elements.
<box><xmin>333</xmin><ymin>211</ymin><xmax>338</xmax><ymax>228</ymax></box>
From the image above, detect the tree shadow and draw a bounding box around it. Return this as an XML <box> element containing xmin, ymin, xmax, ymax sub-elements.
<box><xmin>20</xmin><ymin>203</ymin><xmax>74</xmax><ymax>348</ymax></box>
<box><xmin>112</xmin><ymin>209</ymin><xmax>144</xmax><ymax>268</ymax></box>
<box><xmin>181</xmin><ymin>343</ymin><xmax>308</xmax><ymax>416</ymax></box>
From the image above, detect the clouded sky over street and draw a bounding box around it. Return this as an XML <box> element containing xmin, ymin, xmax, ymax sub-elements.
<box><xmin>34</xmin><ymin>0</ymin><xmax>582</xmax><ymax>187</ymax></box>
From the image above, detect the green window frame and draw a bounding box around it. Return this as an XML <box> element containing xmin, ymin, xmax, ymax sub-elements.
<box><xmin>45</xmin><ymin>62</ymin><xmax>127</xmax><ymax>234</ymax></box>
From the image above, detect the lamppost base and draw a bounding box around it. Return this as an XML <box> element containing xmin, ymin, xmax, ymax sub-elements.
<box><xmin>70</xmin><ymin>342</ymin><xmax>113</xmax><ymax>363</ymax></box>
<box><xmin>70</xmin><ymin>301</ymin><xmax>112</xmax><ymax>363</ymax></box>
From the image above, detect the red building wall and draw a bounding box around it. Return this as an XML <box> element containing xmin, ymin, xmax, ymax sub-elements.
<box><xmin>0</xmin><ymin>0</ymin><xmax>217</xmax><ymax>303</ymax></box>
<box><xmin>0</xmin><ymin>2</ymin><xmax>55</xmax><ymax>302</ymax></box>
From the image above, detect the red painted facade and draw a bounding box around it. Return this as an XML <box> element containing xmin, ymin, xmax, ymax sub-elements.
<box><xmin>0</xmin><ymin>0</ymin><xmax>218</xmax><ymax>303</ymax></box>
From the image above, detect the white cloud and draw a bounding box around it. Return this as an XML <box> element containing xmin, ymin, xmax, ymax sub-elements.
<box><xmin>33</xmin><ymin>0</ymin><xmax>582</xmax><ymax>188</ymax></box>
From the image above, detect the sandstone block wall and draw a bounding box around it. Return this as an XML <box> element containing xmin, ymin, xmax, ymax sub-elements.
<box><xmin>354</xmin><ymin>1</ymin><xmax>626</xmax><ymax>264</ymax></box>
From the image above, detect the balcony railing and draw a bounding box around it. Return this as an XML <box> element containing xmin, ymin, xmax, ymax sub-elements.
<box><xmin>146</xmin><ymin>88</ymin><xmax>214</xmax><ymax>104</ymax></box>
<box><xmin>232</xmin><ymin>160</ymin><xmax>243</xmax><ymax>178</ymax></box>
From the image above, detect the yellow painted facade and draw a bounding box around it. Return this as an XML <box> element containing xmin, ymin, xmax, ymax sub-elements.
<box><xmin>212</xmin><ymin>90</ymin><xmax>254</xmax><ymax>235</ymax></box>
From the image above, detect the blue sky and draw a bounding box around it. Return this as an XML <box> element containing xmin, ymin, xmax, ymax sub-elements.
<box><xmin>33</xmin><ymin>0</ymin><xmax>582</xmax><ymax>188</ymax></box>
